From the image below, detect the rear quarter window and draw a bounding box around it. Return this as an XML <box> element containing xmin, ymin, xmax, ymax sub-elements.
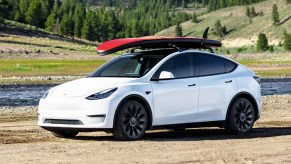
<box><xmin>224</xmin><ymin>59</ymin><xmax>237</xmax><ymax>72</ymax></box>
<box><xmin>197</xmin><ymin>54</ymin><xmax>237</xmax><ymax>76</ymax></box>
<box><xmin>197</xmin><ymin>54</ymin><xmax>225</xmax><ymax>76</ymax></box>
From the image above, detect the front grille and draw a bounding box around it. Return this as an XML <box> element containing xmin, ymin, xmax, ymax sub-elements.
<box><xmin>44</xmin><ymin>119</ymin><xmax>83</xmax><ymax>125</ymax></box>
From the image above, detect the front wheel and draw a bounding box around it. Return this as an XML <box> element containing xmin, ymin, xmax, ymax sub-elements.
<box><xmin>51</xmin><ymin>131</ymin><xmax>79</xmax><ymax>138</ymax></box>
<box><xmin>226</xmin><ymin>98</ymin><xmax>256</xmax><ymax>135</ymax></box>
<box><xmin>113</xmin><ymin>100</ymin><xmax>148</xmax><ymax>140</ymax></box>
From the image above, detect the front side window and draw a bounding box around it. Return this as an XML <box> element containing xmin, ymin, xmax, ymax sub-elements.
<box><xmin>152</xmin><ymin>54</ymin><xmax>194</xmax><ymax>79</ymax></box>
<box><xmin>89</xmin><ymin>54</ymin><xmax>163</xmax><ymax>78</ymax></box>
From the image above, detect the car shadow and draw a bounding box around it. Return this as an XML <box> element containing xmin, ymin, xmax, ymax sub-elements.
<box><xmin>72</xmin><ymin>127</ymin><xmax>291</xmax><ymax>142</ymax></box>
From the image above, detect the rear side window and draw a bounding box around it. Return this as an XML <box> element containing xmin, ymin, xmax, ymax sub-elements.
<box><xmin>197</xmin><ymin>54</ymin><xmax>237</xmax><ymax>76</ymax></box>
<box><xmin>197</xmin><ymin>54</ymin><xmax>225</xmax><ymax>76</ymax></box>
<box><xmin>224</xmin><ymin>59</ymin><xmax>236</xmax><ymax>72</ymax></box>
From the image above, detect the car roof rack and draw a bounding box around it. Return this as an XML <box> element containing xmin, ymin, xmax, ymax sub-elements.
<box><xmin>96</xmin><ymin>27</ymin><xmax>221</xmax><ymax>55</ymax></box>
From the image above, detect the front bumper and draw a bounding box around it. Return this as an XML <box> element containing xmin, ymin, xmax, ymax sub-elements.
<box><xmin>38</xmin><ymin>95</ymin><xmax>121</xmax><ymax>130</ymax></box>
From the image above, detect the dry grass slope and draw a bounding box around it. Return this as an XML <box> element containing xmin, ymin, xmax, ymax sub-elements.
<box><xmin>157</xmin><ymin>0</ymin><xmax>291</xmax><ymax>47</ymax></box>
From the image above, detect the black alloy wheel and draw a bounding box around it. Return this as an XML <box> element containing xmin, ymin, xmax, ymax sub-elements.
<box><xmin>226</xmin><ymin>98</ymin><xmax>255</xmax><ymax>134</ymax></box>
<box><xmin>113</xmin><ymin>100</ymin><xmax>148</xmax><ymax>140</ymax></box>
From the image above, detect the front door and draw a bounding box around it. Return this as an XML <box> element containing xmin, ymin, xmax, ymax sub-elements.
<box><xmin>150</xmin><ymin>54</ymin><xmax>199</xmax><ymax>126</ymax></box>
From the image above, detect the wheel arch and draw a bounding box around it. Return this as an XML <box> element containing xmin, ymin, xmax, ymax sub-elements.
<box><xmin>226</xmin><ymin>92</ymin><xmax>259</xmax><ymax>122</ymax></box>
<box><xmin>113</xmin><ymin>94</ymin><xmax>153</xmax><ymax>130</ymax></box>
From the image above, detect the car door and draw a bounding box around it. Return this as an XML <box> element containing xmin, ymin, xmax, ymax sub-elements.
<box><xmin>196</xmin><ymin>53</ymin><xmax>238</xmax><ymax>122</ymax></box>
<box><xmin>150</xmin><ymin>53</ymin><xmax>199</xmax><ymax>126</ymax></box>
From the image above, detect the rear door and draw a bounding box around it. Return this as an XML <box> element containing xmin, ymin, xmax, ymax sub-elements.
<box><xmin>150</xmin><ymin>54</ymin><xmax>199</xmax><ymax>125</ymax></box>
<box><xmin>196</xmin><ymin>53</ymin><xmax>237</xmax><ymax>122</ymax></box>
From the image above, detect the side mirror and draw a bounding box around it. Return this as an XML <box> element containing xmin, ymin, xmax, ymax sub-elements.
<box><xmin>159</xmin><ymin>71</ymin><xmax>174</xmax><ymax>79</ymax></box>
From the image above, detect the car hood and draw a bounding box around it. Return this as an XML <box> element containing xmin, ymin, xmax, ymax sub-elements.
<box><xmin>50</xmin><ymin>77</ymin><xmax>135</xmax><ymax>98</ymax></box>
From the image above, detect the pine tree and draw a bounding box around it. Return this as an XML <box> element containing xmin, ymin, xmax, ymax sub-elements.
<box><xmin>182</xmin><ymin>0</ymin><xmax>187</xmax><ymax>9</ymax></box>
<box><xmin>208</xmin><ymin>0</ymin><xmax>216</xmax><ymax>11</ymax></box>
<box><xmin>272</xmin><ymin>4</ymin><xmax>279</xmax><ymax>25</ymax></box>
<box><xmin>14</xmin><ymin>0</ymin><xmax>28</xmax><ymax>23</ymax></box>
<box><xmin>58</xmin><ymin>13</ymin><xmax>69</xmax><ymax>35</ymax></box>
<box><xmin>269</xmin><ymin>45</ymin><xmax>274</xmax><ymax>53</ymax></box>
<box><xmin>106</xmin><ymin>10</ymin><xmax>120</xmax><ymax>40</ymax></box>
<box><xmin>45</xmin><ymin>0</ymin><xmax>59</xmax><ymax>32</ymax></box>
<box><xmin>220</xmin><ymin>0</ymin><xmax>226</xmax><ymax>8</ymax></box>
<box><xmin>246</xmin><ymin>7</ymin><xmax>251</xmax><ymax>17</ymax></box>
<box><xmin>131</xmin><ymin>21</ymin><xmax>142</xmax><ymax>37</ymax></box>
<box><xmin>250</xmin><ymin>6</ymin><xmax>256</xmax><ymax>18</ymax></box>
<box><xmin>67</xmin><ymin>9</ymin><xmax>74</xmax><ymax>37</ymax></box>
<box><xmin>166</xmin><ymin>0</ymin><xmax>171</xmax><ymax>10</ymax></box>
<box><xmin>39</xmin><ymin>0</ymin><xmax>50</xmax><ymax>28</ymax></box>
<box><xmin>25</xmin><ymin>0</ymin><xmax>42</xmax><ymax>27</ymax></box>
<box><xmin>175</xmin><ymin>22</ymin><xmax>183</xmax><ymax>37</ymax></box>
<box><xmin>192</xmin><ymin>12</ymin><xmax>199</xmax><ymax>23</ymax></box>
<box><xmin>256</xmin><ymin>33</ymin><xmax>269</xmax><ymax>52</ymax></box>
<box><xmin>73</xmin><ymin>3</ymin><xmax>85</xmax><ymax>38</ymax></box>
<box><xmin>81</xmin><ymin>11</ymin><xmax>98</xmax><ymax>41</ymax></box>
<box><xmin>0</xmin><ymin>0</ymin><xmax>10</xmax><ymax>22</ymax></box>
<box><xmin>283</xmin><ymin>32</ymin><xmax>291</xmax><ymax>51</ymax></box>
<box><xmin>213</xmin><ymin>20</ymin><xmax>227</xmax><ymax>37</ymax></box>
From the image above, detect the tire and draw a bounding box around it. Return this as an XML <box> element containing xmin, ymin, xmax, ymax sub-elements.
<box><xmin>51</xmin><ymin>131</ymin><xmax>79</xmax><ymax>138</ymax></box>
<box><xmin>226</xmin><ymin>98</ymin><xmax>256</xmax><ymax>135</ymax></box>
<box><xmin>113</xmin><ymin>100</ymin><xmax>148</xmax><ymax>141</ymax></box>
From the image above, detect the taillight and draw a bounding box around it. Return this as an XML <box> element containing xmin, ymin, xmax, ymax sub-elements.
<box><xmin>253</xmin><ymin>76</ymin><xmax>260</xmax><ymax>84</ymax></box>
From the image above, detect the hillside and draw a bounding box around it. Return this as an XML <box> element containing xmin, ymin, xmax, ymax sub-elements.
<box><xmin>157</xmin><ymin>0</ymin><xmax>291</xmax><ymax>47</ymax></box>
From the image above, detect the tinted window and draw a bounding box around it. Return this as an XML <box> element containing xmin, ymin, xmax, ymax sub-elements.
<box><xmin>197</xmin><ymin>54</ymin><xmax>225</xmax><ymax>76</ymax></box>
<box><xmin>224</xmin><ymin>59</ymin><xmax>236</xmax><ymax>72</ymax></box>
<box><xmin>153</xmin><ymin>54</ymin><xmax>194</xmax><ymax>79</ymax></box>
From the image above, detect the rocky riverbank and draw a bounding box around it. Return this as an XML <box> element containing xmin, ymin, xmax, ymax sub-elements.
<box><xmin>0</xmin><ymin>75</ymin><xmax>84</xmax><ymax>85</ymax></box>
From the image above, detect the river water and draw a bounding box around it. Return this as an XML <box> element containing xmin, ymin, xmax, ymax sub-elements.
<box><xmin>1</xmin><ymin>79</ymin><xmax>291</xmax><ymax>106</ymax></box>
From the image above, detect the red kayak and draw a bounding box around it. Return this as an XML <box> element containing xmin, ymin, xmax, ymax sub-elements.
<box><xmin>97</xmin><ymin>28</ymin><xmax>222</xmax><ymax>56</ymax></box>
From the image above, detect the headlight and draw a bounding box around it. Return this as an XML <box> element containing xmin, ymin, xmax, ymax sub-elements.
<box><xmin>86</xmin><ymin>87</ymin><xmax>118</xmax><ymax>100</ymax></box>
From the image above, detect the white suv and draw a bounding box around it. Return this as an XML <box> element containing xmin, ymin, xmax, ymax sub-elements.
<box><xmin>38</xmin><ymin>37</ymin><xmax>262</xmax><ymax>140</ymax></box>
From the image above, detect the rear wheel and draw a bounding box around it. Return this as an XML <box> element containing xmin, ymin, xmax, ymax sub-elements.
<box><xmin>113</xmin><ymin>100</ymin><xmax>148</xmax><ymax>140</ymax></box>
<box><xmin>51</xmin><ymin>131</ymin><xmax>79</xmax><ymax>138</ymax></box>
<box><xmin>226</xmin><ymin>98</ymin><xmax>255</xmax><ymax>135</ymax></box>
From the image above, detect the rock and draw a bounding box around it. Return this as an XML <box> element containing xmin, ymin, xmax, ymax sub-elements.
<box><xmin>47</xmin><ymin>77</ymin><xmax>52</xmax><ymax>80</ymax></box>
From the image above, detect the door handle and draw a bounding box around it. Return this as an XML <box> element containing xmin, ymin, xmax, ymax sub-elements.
<box><xmin>188</xmin><ymin>84</ymin><xmax>196</xmax><ymax>87</ymax></box>
<box><xmin>225</xmin><ymin>80</ymin><xmax>232</xmax><ymax>83</ymax></box>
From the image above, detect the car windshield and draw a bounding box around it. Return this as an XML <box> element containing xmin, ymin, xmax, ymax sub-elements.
<box><xmin>88</xmin><ymin>54</ymin><xmax>165</xmax><ymax>78</ymax></box>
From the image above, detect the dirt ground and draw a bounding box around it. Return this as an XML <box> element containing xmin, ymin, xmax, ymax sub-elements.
<box><xmin>1</xmin><ymin>95</ymin><xmax>291</xmax><ymax>163</ymax></box>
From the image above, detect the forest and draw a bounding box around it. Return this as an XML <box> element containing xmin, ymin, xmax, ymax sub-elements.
<box><xmin>0</xmin><ymin>0</ymin><xmax>266</xmax><ymax>42</ymax></box>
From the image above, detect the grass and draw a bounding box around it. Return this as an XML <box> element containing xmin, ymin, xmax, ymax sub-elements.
<box><xmin>0</xmin><ymin>59</ymin><xmax>106</xmax><ymax>77</ymax></box>
<box><xmin>236</xmin><ymin>57</ymin><xmax>291</xmax><ymax>77</ymax></box>
<box><xmin>255</xmin><ymin>68</ymin><xmax>291</xmax><ymax>77</ymax></box>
